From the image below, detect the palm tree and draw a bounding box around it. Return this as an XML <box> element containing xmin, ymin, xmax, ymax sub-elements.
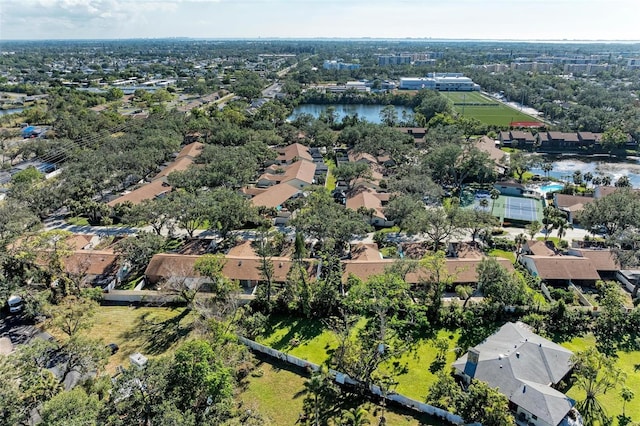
<box><xmin>620</xmin><ymin>387</ymin><xmax>635</xmax><ymax>418</ymax></box>
<box><xmin>341</xmin><ymin>406</ymin><xmax>371</xmax><ymax>426</ymax></box>
<box><xmin>573</xmin><ymin>170</ymin><xmax>583</xmax><ymax>186</ymax></box>
<box><xmin>571</xmin><ymin>348</ymin><xmax>623</xmax><ymax>426</ymax></box>
<box><xmin>602</xmin><ymin>175</ymin><xmax>612</xmax><ymax>186</ymax></box>
<box><xmin>303</xmin><ymin>370</ymin><xmax>325</xmax><ymax>426</ymax></box>
<box><xmin>615</xmin><ymin>175</ymin><xmax>631</xmax><ymax>187</ymax></box>
<box><xmin>542</xmin><ymin>206</ymin><xmax>554</xmax><ymax>240</ymax></box>
<box><xmin>583</xmin><ymin>171</ymin><xmax>593</xmax><ymax>188</ymax></box>
<box><xmin>455</xmin><ymin>284</ymin><xmax>474</xmax><ymax>309</ymax></box>
<box><xmin>478</xmin><ymin>198</ymin><xmax>489</xmax><ymax>212</ymax></box>
<box><xmin>515</xmin><ymin>233</ymin><xmax>527</xmax><ymax>254</ymax></box>
<box><xmin>555</xmin><ymin>217</ymin><xmax>573</xmax><ymax>241</ymax></box>
<box><xmin>490</xmin><ymin>188</ymin><xmax>500</xmax><ymax>212</ymax></box>
<box><xmin>541</xmin><ymin>162</ymin><xmax>553</xmax><ymax>179</ymax></box>
<box><xmin>592</xmin><ymin>176</ymin><xmax>602</xmax><ymax>187</ymax></box>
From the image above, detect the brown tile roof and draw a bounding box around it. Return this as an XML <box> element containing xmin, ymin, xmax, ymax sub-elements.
<box><xmin>538</xmin><ymin>132</ymin><xmax>549</xmax><ymax>143</ymax></box>
<box><xmin>250</xmin><ymin>183</ymin><xmax>301</xmax><ymax>208</ymax></box>
<box><xmin>227</xmin><ymin>241</ymin><xmax>257</xmax><ymax>257</ymax></box>
<box><xmin>176</xmin><ymin>142</ymin><xmax>205</xmax><ymax>159</ymax></box>
<box><xmin>444</xmin><ymin>258</ymin><xmax>515</xmax><ymax>283</ymax></box>
<box><xmin>578</xmin><ymin>132</ymin><xmax>598</xmax><ymax>142</ymax></box>
<box><xmin>350</xmin><ymin>243</ymin><xmax>384</xmax><ymax>261</ymax></box>
<box><xmin>547</xmin><ymin>131</ymin><xmax>564</xmax><ymax>140</ymax></box>
<box><xmin>343</xmin><ymin>257</ymin><xmax>514</xmax><ymax>284</ymax></box>
<box><xmin>594</xmin><ymin>186</ymin><xmax>640</xmax><ymax>199</ymax></box>
<box><xmin>282</xmin><ymin>160</ymin><xmax>316</xmax><ymax>185</ymax></box>
<box><xmin>65</xmin><ymin>234</ymin><xmax>95</xmax><ymax>251</ymax></box>
<box><xmin>108</xmin><ymin>142</ymin><xmax>204</xmax><ymax>206</ymax></box>
<box><xmin>65</xmin><ymin>250</ymin><xmax>119</xmax><ymax>277</ymax></box>
<box><xmin>526</xmin><ymin>256</ymin><xmax>600</xmax><ymax>280</ymax></box>
<box><xmin>374</xmin><ymin>192</ymin><xmax>391</xmax><ymax>202</ymax></box>
<box><xmin>346</xmin><ymin>188</ymin><xmax>386</xmax><ymax>219</ymax></box>
<box><xmin>476</xmin><ymin>136</ymin><xmax>508</xmax><ymax>164</ymax></box>
<box><xmin>562</xmin><ymin>132</ymin><xmax>580</xmax><ymax>142</ymax></box>
<box><xmin>524</xmin><ymin>240</ymin><xmax>556</xmax><ymax>256</ymax></box>
<box><xmin>376</xmin><ymin>155</ymin><xmax>392</xmax><ymax>164</ymax></box>
<box><xmin>554</xmin><ymin>193</ymin><xmax>595</xmax><ymax>209</ymax></box>
<box><xmin>153</xmin><ymin>157</ymin><xmax>197</xmax><ymax>180</ymax></box>
<box><xmin>224</xmin><ymin>255</ymin><xmax>300</xmax><ymax>282</ymax></box>
<box><xmin>277</xmin><ymin>143</ymin><xmax>312</xmax><ymax>163</ymax></box>
<box><xmin>145</xmin><ymin>254</ymin><xmax>200</xmax><ymax>283</ymax></box>
<box><xmin>448</xmin><ymin>242</ymin><xmax>484</xmax><ymax>259</ymax></box>
<box><xmin>145</xmin><ymin>252</ymin><xmax>315</xmax><ymax>284</ymax></box>
<box><xmin>348</xmin><ymin>152</ymin><xmax>378</xmax><ymax>164</ymax></box>
<box><xmin>510</xmin><ymin>131</ymin><xmax>535</xmax><ymax>142</ymax></box>
<box><xmin>572</xmin><ymin>249</ymin><xmax>620</xmax><ymax>271</ymax></box>
<box><xmin>243</xmin><ymin>187</ymin><xmax>268</xmax><ymax>197</ymax></box>
<box><xmin>108</xmin><ymin>179</ymin><xmax>172</xmax><ymax>206</ymax></box>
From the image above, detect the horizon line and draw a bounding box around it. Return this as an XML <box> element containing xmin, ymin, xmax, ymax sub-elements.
<box><xmin>3</xmin><ymin>37</ymin><xmax>640</xmax><ymax>44</ymax></box>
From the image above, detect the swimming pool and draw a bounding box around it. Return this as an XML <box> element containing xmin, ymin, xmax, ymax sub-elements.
<box><xmin>538</xmin><ymin>183</ymin><xmax>564</xmax><ymax>194</ymax></box>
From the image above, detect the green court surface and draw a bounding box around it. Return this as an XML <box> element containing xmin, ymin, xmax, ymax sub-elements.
<box><xmin>492</xmin><ymin>195</ymin><xmax>544</xmax><ymax>223</ymax></box>
<box><xmin>468</xmin><ymin>194</ymin><xmax>543</xmax><ymax>223</ymax></box>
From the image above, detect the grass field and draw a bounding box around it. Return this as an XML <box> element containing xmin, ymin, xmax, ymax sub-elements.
<box><xmin>258</xmin><ymin>316</ymin><xmax>458</xmax><ymax>402</ymax></box>
<box><xmin>256</xmin><ymin>316</ymin><xmax>640</xmax><ymax>423</ymax></box>
<box><xmin>325</xmin><ymin>158</ymin><xmax>337</xmax><ymax>191</ymax></box>
<box><xmin>441</xmin><ymin>91</ymin><xmax>495</xmax><ymax>105</ymax></box>
<box><xmin>488</xmin><ymin>248</ymin><xmax>516</xmax><ymax>263</ymax></box>
<box><xmin>561</xmin><ymin>335</ymin><xmax>640</xmax><ymax>422</ymax></box>
<box><xmin>240</xmin><ymin>357</ymin><xmax>448</xmax><ymax>425</ymax></box>
<box><xmin>440</xmin><ymin>91</ymin><xmax>539</xmax><ymax>127</ymax></box>
<box><xmin>72</xmin><ymin>306</ymin><xmax>194</xmax><ymax>373</ymax></box>
<box><xmin>378</xmin><ymin>330</ymin><xmax>461</xmax><ymax>400</ymax></box>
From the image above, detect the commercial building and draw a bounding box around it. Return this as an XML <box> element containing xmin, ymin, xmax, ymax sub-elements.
<box><xmin>399</xmin><ymin>73</ymin><xmax>480</xmax><ymax>91</ymax></box>
<box><xmin>323</xmin><ymin>60</ymin><xmax>360</xmax><ymax>71</ymax></box>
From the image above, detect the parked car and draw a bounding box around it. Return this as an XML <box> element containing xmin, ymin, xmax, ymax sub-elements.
<box><xmin>6</xmin><ymin>295</ymin><xmax>23</xmax><ymax>313</ymax></box>
<box><xmin>106</xmin><ymin>343</ymin><xmax>120</xmax><ymax>355</ymax></box>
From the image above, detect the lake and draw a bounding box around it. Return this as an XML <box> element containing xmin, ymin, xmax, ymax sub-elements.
<box><xmin>0</xmin><ymin>107</ymin><xmax>24</xmax><ymax>116</ymax></box>
<box><xmin>289</xmin><ymin>104</ymin><xmax>414</xmax><ymax>124</ymax></box>
<box><xmin>529</xmin><ymin>154</ymin><xmax>640</xmax><ymax>188</ymax></box>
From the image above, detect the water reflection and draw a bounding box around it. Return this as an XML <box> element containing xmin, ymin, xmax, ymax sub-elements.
<box><xmin>530</xmin><ymin>155</ymin><xmax>640</xmax><ymax>187</ymax></box>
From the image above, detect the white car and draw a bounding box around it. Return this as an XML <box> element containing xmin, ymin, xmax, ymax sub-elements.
<box><xmin>7</xmin><ymin>295</ymin><xmax>23</xmax><ymax>313</ymax></box>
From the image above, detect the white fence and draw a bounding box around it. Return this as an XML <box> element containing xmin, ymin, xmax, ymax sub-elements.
<box><xmin>237</xmin><ymin>336</ymin><xmax>464</xmax><ymax>425</ymax></box>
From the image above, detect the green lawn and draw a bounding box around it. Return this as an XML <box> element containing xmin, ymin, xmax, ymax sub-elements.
<box><xmin>73</xmin><ymin>306</ymin><xmax>194</xmax><ymax>373</ymax></box>
<box><xmin>257</xmin><ymin>315</ymin><xmax>339</xmax><ymax>365</ymax></box>
<box><xmin>255</xmin><ymin>317</ymin><xmax>640</xmax><ymax>423</ymax></box>
<box><xmin>561</xmin><ymin>335</ymin><xmax>640</xmax><ymax>423</ymax></box>
<box><xmin>66</xmin><ymin>216</ymin><xmax>90</xmax><ymax>226</ymax></box>
<box><xmin>240</xmin><ymin>358</ymin><xmax>444</xmax><ymax>425</ymax></box>
<box><xmin>489</xmin><ymin>248</ymin><xmax>516</xmax><ymax>263</ymax></box>
<box><xmin>240</xmin><ymin>360</ymin><xmax>307</xmax><ymax>424</ymax></box>
<box><xmin>258</xmin><ymin>317</ymin><xmax>460</xmax><ymax>403</ymax></box>
<box><xmin>441</xmin><ymin>91</ymin><xmax>495</xmax><ymax>105</ymax></box>
<box><xmin>325</xmin><ymin>158</ymin><xmax>337</xmax><ymax>191</ymax></box>
<box><xmin>441</xmin><ymin>92</ymin><xmax>539</xmax><ymax>126</ymax></box>
<box><xmin>379</xmin><ymin>330</ymin><xmax>461</xmax><ymax>400</ymax></box>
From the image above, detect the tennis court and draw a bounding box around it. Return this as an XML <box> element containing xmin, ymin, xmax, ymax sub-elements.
<box><xmin>490</xmin><ymin>195</ymin><xmax>544</xmax><ymax>223</ymax></box>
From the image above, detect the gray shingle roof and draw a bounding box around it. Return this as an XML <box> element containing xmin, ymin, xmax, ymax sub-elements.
<box><xmin>453</xmin><ymin>322</ymin><xmax>574</xmax><ymax>426</ymax></box>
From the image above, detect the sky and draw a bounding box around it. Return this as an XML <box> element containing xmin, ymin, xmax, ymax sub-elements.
<box><xmin>1</xmin><ymin>0</ymin><xmax>638</xmax><ymax>41</ymax></box>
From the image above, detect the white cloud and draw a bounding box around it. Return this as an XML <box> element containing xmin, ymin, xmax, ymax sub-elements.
<box><xmin>1</xmin><ymin>0</ymin><xmax>638</xmax><ymax>40</ymax></box>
